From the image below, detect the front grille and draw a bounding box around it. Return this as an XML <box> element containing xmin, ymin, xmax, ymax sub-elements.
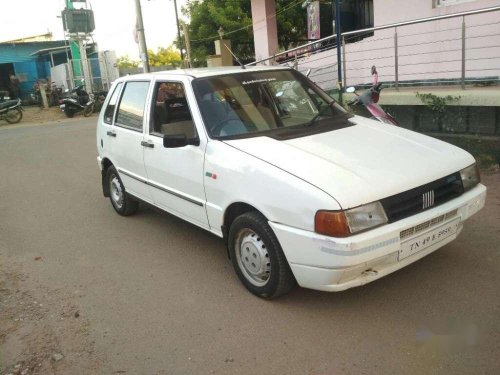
<box><xmin>399</xmin><ymin>209</ymin><xmax>458</xmax><ymax>240</ymax></box>
<box><xmin>381</xmin><ymin>172</ymin><xmax>464</xmax><ymax>223</ymax></box>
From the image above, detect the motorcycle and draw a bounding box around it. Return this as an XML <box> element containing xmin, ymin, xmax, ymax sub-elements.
<box><xmin>346</xmin><ymin>66</ymin><xmax>399</xmax><ymax>126</ymax></box>
<box><xmin>49</xmin><ymin>82</ymin><xmax>64</xmax><ymax>107</ymax></box>
<box><xmin>59</xmin><ymin>83</ymin><xmax>95</xmax><ymax>118</ymax></box>
<box><xmin>0</xmin><ymin>98</ymin><xmax>23</xmax><ymax>124</ymax></box>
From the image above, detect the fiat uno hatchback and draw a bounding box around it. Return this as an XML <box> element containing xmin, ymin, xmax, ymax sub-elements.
<box><xmin>96</xmin><ymin>67</ymin><xmax>486</xmax><ymax>298</ymax></box>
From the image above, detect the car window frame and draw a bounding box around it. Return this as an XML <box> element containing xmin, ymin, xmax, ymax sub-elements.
<box><xmin>114</xmin><ymin>79</ymin><xmax>151</xmax><ymax>133</ymax></box>
<box><xmin>148</xmin><ymin>79</ymin><xmax>199</xmax><ymax>144</ymax></box>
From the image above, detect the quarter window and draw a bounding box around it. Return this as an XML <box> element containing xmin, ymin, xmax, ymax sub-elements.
<box><xmin>103</xmin><ymin>82</ymin><xmax>123</xmax><ymax>124</ymax></box>
<box><xmin>115</xmin><ymin>81</ymin><xmax>150</xmax><ymax>130</ymax></box>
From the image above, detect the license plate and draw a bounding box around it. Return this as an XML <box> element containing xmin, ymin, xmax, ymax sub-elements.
<box><xmin>399</xmin><ymin>218</ymin><xmax>460</xmax><ymax>260</ymax></box>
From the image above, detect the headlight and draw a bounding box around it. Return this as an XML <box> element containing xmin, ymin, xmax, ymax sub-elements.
<box><xmin>460</xmin><ymin>164</ymin><xmax>480</xmax><ymax>191</ymax></box>
<box><xmin>315</xmin><ymin>201</ymin><xmax>388</xmax><ymax>237</ymax></box>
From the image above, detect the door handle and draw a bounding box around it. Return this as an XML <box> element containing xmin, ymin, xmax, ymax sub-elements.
<box><xmin>106</xmin><ymin>130</ymin><xmax>116</xmax><ymax>137</ymax></box>
<box><xmin>141</xmin><ymin>140</ymin><xmax>155</xmax><ymax>148</ymax></box>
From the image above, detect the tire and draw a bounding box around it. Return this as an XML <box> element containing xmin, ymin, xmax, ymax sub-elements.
<box><xmin>65</xmin><ymin>109</ymin><xmax>74</xmax><ymax>118</ymax></box>
<box><xmin>5</xmin><ymin>108</ymin><xmax>23</xmax><ymax>124</ymax></box>
<box><xmin>228</xmin><ymin>211</ymin><xmax>296</xmax><ymax>299</ymax></box>
<box><xmin>83</xmin><ymin>104</ymin><xmax>94</xmax><ymax>117</ymax></box>
<box><xmin>106</xmin><ymin>166</ymin><xmax>139</xmax><ymax>216</ymax></box>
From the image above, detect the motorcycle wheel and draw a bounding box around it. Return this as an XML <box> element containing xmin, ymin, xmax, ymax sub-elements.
<box><xmin>5</xmin><ymin>108</ymin><xmax>23</xmax><ymax>124</ymax></box>
<box><xmin>83</xmin><ymin>104</ymin><xmax>94</xmax><ymax>117</ymax></box>
<box><xmin>65</xmin><ymin>109</ymin><xmax>75</xmax><ymax>118</ymax></box>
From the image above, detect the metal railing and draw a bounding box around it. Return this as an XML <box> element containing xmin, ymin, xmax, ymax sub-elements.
<box><xmin>246</xmin><ymin>5</ymin><xmax>500</xmax><ymax>90</ymax></box>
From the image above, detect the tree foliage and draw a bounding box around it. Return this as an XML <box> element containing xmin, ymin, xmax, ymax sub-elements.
<box><xmin>147</xmin><ymin>46</ymin><xmax>182</xmax><ymax>68</ymax></box>
<box><xmin>115</xmin><ymin>55</ymin><xmax>139</xmax><ymax>69</ymax></box>
<box><xmin>181</xmin><ymin>0</ymin><xmax>306</xmax><ymax>66</ymax></box>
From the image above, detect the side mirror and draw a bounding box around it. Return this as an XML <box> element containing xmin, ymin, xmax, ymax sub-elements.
<box><xmin>163</xmin><ymin>134</ymin><xmax>199</xmax><ymax>148</ymax></box>
<box><xmin>346</xmin><ymin>86</ymin><xmax>356</xmax><ymax>93</ymax></box>
<box><xmin>305</xmin><ymin>69</ymin><xmax>311</xmax><ymax>77</ymax></box>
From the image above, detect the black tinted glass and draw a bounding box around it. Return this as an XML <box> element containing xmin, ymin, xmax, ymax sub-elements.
<box><xmin>116</xmin><ymin>81</ymin><xmax>150</xmax><ymax>130</ymax></box>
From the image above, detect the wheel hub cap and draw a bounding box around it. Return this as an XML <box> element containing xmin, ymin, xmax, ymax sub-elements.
<box><xmin>237</xmin><ymin>230</ymin><xmax>271</xmax><ymax>286</ymax></box>
<box><xmin>110</xmin><ymin>176</ymin><xmax>123</xmax><ymax>209</ymax></box>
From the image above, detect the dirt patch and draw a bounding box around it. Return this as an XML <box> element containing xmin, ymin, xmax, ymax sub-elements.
<box><xmin>0</xmin><ymin>106</ymin><xmax>97</xmax><ymax>128</ymax></box>
<box><xmin>20</xmin><ymin>107</ymin><xmax>68</xmax><ymax>125</ymax></box>
<box><xmin>0</xmin><ymin>257</ymin><xmax>103</xmax><ymax>375</ymax></box>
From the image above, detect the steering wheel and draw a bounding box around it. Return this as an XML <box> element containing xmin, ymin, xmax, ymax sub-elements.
<box><xmin>211</xmin><ymin>118</ymin><xmax>238</xmax><ymax>136</ymax></box>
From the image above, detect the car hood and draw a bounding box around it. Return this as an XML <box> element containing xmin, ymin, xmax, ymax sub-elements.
<box><xmin>224</xmin><ymin>116</ymin><xmax>475</xmax><ymax>209</ymax></box>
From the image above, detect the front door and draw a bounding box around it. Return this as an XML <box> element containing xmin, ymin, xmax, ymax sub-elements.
<box><xmin>111</xmin><ymin>80</ymin><xmax>152</xmax><ymax>203</ymax></box>
<box><xmin>142</xmin><ymin>80</ymin><xmax>209</xmax><ymax>228</ymax></box>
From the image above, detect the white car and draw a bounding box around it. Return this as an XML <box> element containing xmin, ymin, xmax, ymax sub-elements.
<box><xmin>96</xmin><ymin>66</ymin><xmax>486</xmax><ymax>298</ymax></box>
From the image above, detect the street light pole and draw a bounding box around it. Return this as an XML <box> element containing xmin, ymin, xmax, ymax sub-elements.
<box><xmin>173</xmin><ymin>0</ymin><xmax>184</xmax><ymax>61</ymax></box>
<box><xmin>134</xmin><ymin>0</ymin><xmax>150</xmax><ymax>72</ymax></box>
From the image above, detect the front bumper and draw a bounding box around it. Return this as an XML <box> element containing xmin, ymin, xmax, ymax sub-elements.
<box><xmin>269</xmin><ymin>184</ymin><xmax>486</xmax><ymax>292</ymax></box>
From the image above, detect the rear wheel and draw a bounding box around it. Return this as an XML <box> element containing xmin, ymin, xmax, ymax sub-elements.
<box><xmin>106</xmin><ymin>166</ymin><xmax>139</xmax><ymax>216</ymax></box>
<box><xmin>5</xmin><ymin>108</ymin><xmax>22</xmax><ymax>124</ymax></box>
<box><xmin>228</xmin><ymin>211</ymin><xmax>295</xmax><ymax>299</ymax></box>
<box><xmin>83</xmin><ymin>103</ymin><xmax>94</xmax><ymax>117</ymax></box>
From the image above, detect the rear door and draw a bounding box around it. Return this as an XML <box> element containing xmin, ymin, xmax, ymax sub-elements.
<box><xmin>111</xmin><ymin>80</ymin><xmax>153</xmax><ymax>203</ymax></box>
<box><xmin>142</xmin><ymin>79</ymin><xmax>209</xmax><ymax>228</ymax></box>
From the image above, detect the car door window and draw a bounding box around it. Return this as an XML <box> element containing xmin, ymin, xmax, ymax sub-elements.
<box><xmin>115</xmin><ymin>81</ymin><xmax>150</xmax><ymax>131</ymax></box>
<box><xmin>151</xmin><ymin>81</ymin><xmax>197</xmax><ymax>140</ymax></box>
<box><xmin>103</xmin><ymin>82</ymin><xmax>123</xmax><ymax>124</ymax></box>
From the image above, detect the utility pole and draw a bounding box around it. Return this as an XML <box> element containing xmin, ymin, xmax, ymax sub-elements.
<box><xmin>173</xmin><ymin>0</ymin><xmax>184</xmax><ymax>61</ymax></box>
<box><xmin>182</xmin><ymin>22</ymin><xmax>192</xmax><ymax>68</ymax></box>
<box><xmin>134</xmin><ymin>0</ymin><xmax>150</xmax><ymax>72</ymax></box>
<box><xmin>332</xmin><ymin>0</ymin><xmax>342</xmax><ymax>102</ymax></box>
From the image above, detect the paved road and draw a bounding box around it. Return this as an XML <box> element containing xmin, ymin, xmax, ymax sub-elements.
<box><xmin>1</xmin><ymin>118</ymin><xmax>499</xmax><ymax>374</ymax></box>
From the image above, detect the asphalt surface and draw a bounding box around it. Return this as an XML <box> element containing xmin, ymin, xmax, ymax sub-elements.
<box><xmin>1</xmin><ymin>118</ymin><xmax>499</xmax><ymax>374</ymax></box>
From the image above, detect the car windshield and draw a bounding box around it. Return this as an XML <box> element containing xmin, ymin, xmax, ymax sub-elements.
<box><xmin>192</xmin><ymin>69</ymin><xmax>351</xmax><ymax>140</ymax></box>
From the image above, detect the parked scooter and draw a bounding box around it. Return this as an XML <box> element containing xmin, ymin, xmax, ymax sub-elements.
<box><xmin>59</xmin><ymin>81</ymin><xmax>95</xmax><ymax>118</ymax></box>
<box><xmin>0</xmin><ymin>97</ymin><xmax>23</xmax><ymax>124</ymax></box>
<box><xmin>346</xmin><ymin>66</ymin><xmax>399</xmax><ymax>125</ymax></box>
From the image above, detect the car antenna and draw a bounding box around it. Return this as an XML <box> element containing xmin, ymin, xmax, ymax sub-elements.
<box><xmin>218</xmin><ymin>27</ymin><xmax>246</xmax><ymax>69</ymax></box>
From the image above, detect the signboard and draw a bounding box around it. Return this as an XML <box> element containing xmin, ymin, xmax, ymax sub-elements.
<box><xmin>307</xmin><ymin>1</ymin><xmax>321</xmax><ymax>41</ymax></box>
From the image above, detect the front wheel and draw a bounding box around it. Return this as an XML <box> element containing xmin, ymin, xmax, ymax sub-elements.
<box><xmin>228</xmin><ymin>212</ymin><xmax>296</xmax><ymax>299</ymax></box>
<box><xmin>5</xmin><ymin>108</ymin><xmax>23</xmax><ymax>124</ymax></box>
<box><xmin>106</xmin><ymin>166</ymin><xmax>138</xmax><ymax>216</ymax></box>
<box><xmin>65</xmin><ymin>109</ymin><xmax>74</xmax><ymax>118</ymax></box>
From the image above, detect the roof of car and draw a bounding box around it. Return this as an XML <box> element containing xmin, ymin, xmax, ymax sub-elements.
<box><xmin>121</xmin><ymin>65</ymin><xmax>291</xmax><ymax>80</ymax></box>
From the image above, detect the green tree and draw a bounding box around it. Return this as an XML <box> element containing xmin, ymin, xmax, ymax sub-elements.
<box><xmin>147</xmin><ymin>45</ymin><xmax>182</xmax><ymax>68</ymax></box>
<box><xmin>116</xmin><ymin>55</ymin><xmax>139</xmax><ymax>69</ymax></box>
<box><xmin>181</xmin><ymin>0</ymin><xmax>306</xmax><ymax>66</ymax></box>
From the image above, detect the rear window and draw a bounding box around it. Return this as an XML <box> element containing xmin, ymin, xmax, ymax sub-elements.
<box><xmin>103</xmin><ymin>82</ymin><xmax>122</xmax><ymax>124</ymax></box>
<box><xmin>115</xmin><ymin>81</ymin><xmax>150</xmax><ymax>130</ymax></box>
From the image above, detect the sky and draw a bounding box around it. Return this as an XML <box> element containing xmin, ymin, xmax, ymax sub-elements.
<box><xmin>0</xmin><ymin>0</ymin><xmax>188</xmax><ymax>59</ymax></box>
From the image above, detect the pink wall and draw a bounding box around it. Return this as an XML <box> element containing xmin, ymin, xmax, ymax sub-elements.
<box><xmin>294</xmin><ymin>0</ymin><xmax>500</xmax><ymax>89</ymax></box>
